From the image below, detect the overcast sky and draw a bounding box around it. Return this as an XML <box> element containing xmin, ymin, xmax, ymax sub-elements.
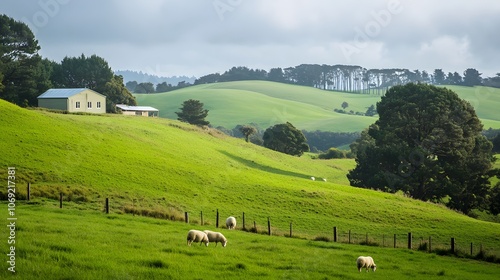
<box><xmin>2</xmin><ymin>0</ymin><xmax>499</xmax><ymax>78</ymax></box>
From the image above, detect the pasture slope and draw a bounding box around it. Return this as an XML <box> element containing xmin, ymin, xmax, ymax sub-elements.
<box><xmin>0</xmin><ymin>99</ymin><xmax>499</xmax><ymax>279</ymax></box>
<box><xmin>134</xmin><ymin>80</ymin><xmax>500</xmax><ymax>132</ymax></box>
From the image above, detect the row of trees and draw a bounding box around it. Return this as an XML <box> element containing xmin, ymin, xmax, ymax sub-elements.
<box><xmin>193</xmin><ymin>65</ymin><xmax>491</xmax><ymax>94</ymax></box>
<box><xmin>125</xmin><ymin>80</ymin><xmax>192</xmax><ymax>93</ymax></box>
<box><xmin>0</xmin><ymin>15</ymin><xmax>136</xmax><ymax>112</ymax></box>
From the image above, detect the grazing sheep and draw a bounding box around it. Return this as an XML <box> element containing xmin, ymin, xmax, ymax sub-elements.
<box><xmin>311</xmin><ymin>176</ymin><xmax>315</xmax><ymax>181</ymax></box>
<box><xmin>322</xmin><ymin>178</ymin><xmax>327</xmax><ymax>182</ymax></box>
<box><xmin>203</xmin><ymin>230</ymin><xmax>227</xmax><ymax>247</ymax></box>
<box><xmin>356</xmin><ymin>256</ymin><xmax>376</xmax><ymax>272</ymax></box>
<box><xmin>226</xmin><ymin>216</ymin><xmax>237</xmax><ymax>230</ymax></box>
<box><xmin>187</xmin><ymin>230</ymin><xmax>209</xmax><ymax>246</ymax></box>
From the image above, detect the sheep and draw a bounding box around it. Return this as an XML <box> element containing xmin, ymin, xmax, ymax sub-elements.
<box><xmin>226</xmin><ymin>216</ymin><xmax>237</xmax><ymax>230</ymax></box>
<box><xmin>311</xmin><ymin>176</ymin><xmax>315</xmax><ymax>181</ymax></box>
<box><xmin>356</xmin><ymin>256</ymin><xmax>377</xmax><ymax>272</ymax></box>
<box><xmin>203</xmin><ymin>230</ymin><xmax>227</xmax><ymax>247</ymax></box>
<box><xmin>322</xmin><ymin>178</ymin><xmax>327</xmax><ymax>182</ymax></box>
<box><xmin>186</xmin><ymin>229</ymin><xmax>209</xmax><ymax>246</ymax></box>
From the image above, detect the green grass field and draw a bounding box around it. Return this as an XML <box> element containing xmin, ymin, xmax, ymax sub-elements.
<box><xmin>134</xmin><ymin>81</ymin><xmax>500</xmax><ymax>132</ymax></box>
<box><xmin>1</xmin><ymin>99</ymin><xmax>500</xmax><ymax>279</ymax></box>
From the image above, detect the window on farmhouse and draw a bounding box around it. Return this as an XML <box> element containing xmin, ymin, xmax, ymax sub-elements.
<box><xmin>87</xmin><ymin>102</ymin><xmax>92</xmax><ymax>108</ymax></box>
<box><xmin>97</xmin><ymin>101</ymin><xmax>101</xmax><ymax>108</ymax></box>
<box><xmin>76</xmin><ymin>101</ymin><xmax>80</xmax><ymax>109</ymax></box>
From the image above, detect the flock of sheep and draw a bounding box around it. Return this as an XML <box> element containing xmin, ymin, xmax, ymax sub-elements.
<box><xmin>186</xmin><ymin>216</ymin><xmax>377</xmax><ymax>272</ymax></box>
<box><xmin>186</xmin><ymin>216</ymin><xmax>236</xmax><ymax>248</ymax></box>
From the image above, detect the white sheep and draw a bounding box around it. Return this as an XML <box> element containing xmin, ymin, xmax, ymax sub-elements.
<box><xmin>322</xmin><ymin>178</ymin><xmax>327</xmax><ymax>182</ymax></box>
<box><xmin>186</xmin><ymin>229</ymin><xmax>209</xmax><ymax>246</ymax></box>
<box><xmin>203</xmin><ymin>230</ymin><xmax>227</xmax><ymax>247</ymax></box>
<box><xmin>356</xmin><ymin>256</ymin><xmax>377</xmax><ymax>272</ymax></box>
<box><xmin>226</xmin><ymin>216</ymin><xmax>237</xmax><ymax>230</ymax></box>
<box><xmin>311</xmin><ymin>176</ymin><xmax>315</xmax><ymax>181</ymax></box>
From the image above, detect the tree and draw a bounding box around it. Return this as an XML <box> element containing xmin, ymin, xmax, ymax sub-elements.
<box><xmin>156</xmin><ymin>82</ymin><xmax>173</xmax><ymax>93</ymax></box>
<box><xmin>103</xmin><ymin>75</ymin><xmax>137</xmax><ymax>112</ymax></box>
<box><xmin>433</xmin><ymin>69</ymin><xmax>445</xmax><ymax>85</ymax></box>
<box><xmin>134</xmin><ymin>82</ymin><xmax>155</xmax><ymax>93</ymax></box>
<box><xmin>125</xmin><ymin>81</ymin><xmax>138</xmax><ymax>92</ymax></box>
<box><xmin>239</xmin><ymin>125</ymin><xmax>257</xmax><ymax>142</ymax></box>
<box><xmin>489</xmin><ymin>183</ymin><xmax>500</xmax><ymax>215</ymax></box>
<box><xmin>341</xmin><ymin>101</ymin><xmax>349</xmax><ymax>110</ymax></box>
<box><xmin>347</xmin><ymin>83</ymin><xmax>494</xmax><ymax>214</ymax></box>
<box><xmin>365</xmin><ymin>104</ymin><xmax>377</xmax><ymax>116</ymax></box>
<box><xmin>0</xmin><ymin>15</ymin><xmax>50</xmax><ymax>106</ymax></box>
<box><xmin>492</xmin><ymin>133</ymin><xmax>500</xmax><ymax>153</ymax></box>
<box><xmin>176</xmin><ymin>99</ymin><xmax>210</xmax><ymax>126</ymax></box>
<box><xmin>463</xmin><ymin>68</ymin><xmax>482</xmax><ymax>86</ymax></box>
<box><xmin>263</xmin><ymin>122</ymin><xmax>309</xmax><ymax>156</ymax></box>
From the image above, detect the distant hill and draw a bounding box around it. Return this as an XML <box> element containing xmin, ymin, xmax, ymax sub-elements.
<box><xmin>134</xmin><ymin>80</ymin><xmax>500</xmax><ymax>132</ymax></box>
<box><xmin>115</xmin><ymin>70</ymin><xmax>196</xmax><ymax>85</ymax></box>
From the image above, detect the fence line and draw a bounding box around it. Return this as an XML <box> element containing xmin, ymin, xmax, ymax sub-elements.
<box><xmin>16</xmin><ymin>185</ymin><xmax>500</xmax><ymax>262</ymax></box>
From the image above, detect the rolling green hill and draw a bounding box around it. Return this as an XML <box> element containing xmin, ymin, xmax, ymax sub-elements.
<box><xmin>1</xmin><ymin>99</ymin><xmax>500</xmax><ymax>278</ymax></box>
<box><xmin>134</xmin><ymin>81</ymin><xmax>500</xmax><ymax>132</ymax></box>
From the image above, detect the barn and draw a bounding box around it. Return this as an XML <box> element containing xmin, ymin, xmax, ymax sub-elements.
<box><xmin>37</xmin><ymin>88</ymin><xmax>106</xmax><ymax>114</ymax></box>
<box><xmin>115</xmin><ymin>104</ymin><xmax>159</xmax><ymax>117</ymax></box>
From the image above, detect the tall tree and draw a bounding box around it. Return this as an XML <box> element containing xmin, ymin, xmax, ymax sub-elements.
<box><xmin>463</xmin><ymin>68</ymin><xmax>482</xmax><ymax>86</ymax></box>
<box><xmin>348</xmin><ymin>83</ymin><xmax>494</xmax><ymax>214</ymax></box>
<box><xmin>263</xmin><ymin>122</ymin><xmax>309</xmax><ymax>156</ymax></box>
<box><xmin>0</xmin><ymin>15</ymin><xmax>49</xmax><ymax>106</ymax></box>
<box><xmin>134</xmin><ymin>82</ymin><xmax>155</xmax><ymax>93</ymax></box>
<box><xmin>176</xmin><ymin>99</ymin><xmax>210</xmax><ymax>126</ymax></box>
<box><xmin>433</xmin><ymin>69</ymin><xmax>445</xmax><ymax>85</ymax></box>
<box><xmin>341</xmin><ymin>101</ymin><xmax>349</xmax><ymax>110</ymax></box>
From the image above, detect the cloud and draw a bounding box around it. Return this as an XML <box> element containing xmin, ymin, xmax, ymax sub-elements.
<box><xmin>1</xmin><ymin>0</ymin><xmax>499</xmax><ymax>77</ymax></box>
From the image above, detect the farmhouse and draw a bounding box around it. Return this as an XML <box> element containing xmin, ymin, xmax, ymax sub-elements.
<box><xmin>115</xmin><ymin>104</ymin><xmax>159</xmax><ymax>117</ymax></box>
<box><xmin>38</xmin><ymin>88</ymin><xmax>106</xmax><ymax>114</ymax></box>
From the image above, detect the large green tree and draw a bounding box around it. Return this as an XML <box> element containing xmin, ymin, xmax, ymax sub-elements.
<box><xmin>263</xmin><ymin>122</ymin><xmax>309</xmax><ymax>156</ymax></box>
<box><xmin>463</xmin><ymin>68</ymin><xmax>482</xmax><ymax>86</ymax></box>
<box><xmin>0</xmin><ymin>14</ymin><xmax>50</xmax><ymax>106</ymax></box>
<box><xmin>347</xmin><ymin>83</ymin><xmax>495</xmax><ymax>214</ymax></box>
<box><xmin>239</xmin><ymin>125</ymin><xmax>257</xmax><ymax>142</ymax></box>
<box><xmin>176</xmin><ymin>99</ymin><xmax>210</xmax><ymax>126</ymax></box>
<box><xmin>51</xmin><ymin>54</ymin><xmax>136</xmax><ymax>112</ymax></box>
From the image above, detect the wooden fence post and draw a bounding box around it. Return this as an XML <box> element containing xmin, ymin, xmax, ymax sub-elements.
<box><xmin>290</xmin><ymin>222</ymin><xmax>293</xmax><ymax>238</ymax></box>
<box><xmin>59</xmin><ymin>193</ymin><xmax>63</xmax><ymax>208</ymax></box>
<box><xmin>429</xmin><ymin>236</ymin><xmax>432</xmax><ymax>252</ymax></box>
<box><xmin>216</xmin><ymin>209</ymin><xmax>219</xmax><ymax>228</ymax></box>
<box><xmin>185</xmin><ymin>212</ymin><xmax>189</xmax><ymax>223</ymax></box>
<box><xmin>366</xmin><ymin>233</ymin><xmax>368</xmax><ymax>244</ymax></box>
<box><xmin>254</xmin><ymin>221</ymin><xmax>257</xmax><ymax>232</ymax></box>
<box><xmin>408</xmin><ymin>232</ymin><xmax>412</xmax><ymax>249</ymax></box>
<box><xmin>105</xmin><ymin>198</ymin><xmax>109</xmax><ymax>214</ymax></box>
<box><xmin>382</xmin><ymin>234</ymin><xmax>385</xmax><ymax>247</ymax></box>
<box><xmin>333</xmin><ymin>227</ymin><xmax>337</xmax><ymax>242</ymax></box>
<box><xmin>470</xmin><ymin>242</ymin><xmax>473</xmax><ymax>255</ymax></box>
<box><xmin>348</xmin><ymin>230</ymin><xmax>351</xmax><ymax>244</ymax></box>
<box><xmin>27</xmin><ymin>183</ymin><xmax>31</xmax><ymax>201</ymax></box>
<box><xmin>394</xmin><ymin>234</ymin><xmax>397</xmax><ymax>248</ymax></box>
<box><xmin>267</xmin><ymin>217</ymin><xmax>271</xmax><ymax>236</ymax></box>
<box><xmin>200</xmin><ymin>211</ymin><xmax>203</xmax><ymax>225</ymax></box>
<box><xmin>242</xmin><ymin>212</ymin><xmax>246</xmax><ymax>230</ymax></box>
<box><xmin>451</xmin><ymin>238</ymin><xmax>455</xmax><ymax>253</ymax></box>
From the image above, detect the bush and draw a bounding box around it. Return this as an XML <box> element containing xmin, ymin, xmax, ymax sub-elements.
<box><xmin>318</xmin><ymin>148</ymin><xmax>346</xmax><ymax>159</ymax></box>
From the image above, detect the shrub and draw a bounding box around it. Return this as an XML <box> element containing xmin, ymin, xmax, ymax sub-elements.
<box><xmin>318</xmin><ymin>148</ymin><xmax>346</xmax><ymax>159</ymax></box>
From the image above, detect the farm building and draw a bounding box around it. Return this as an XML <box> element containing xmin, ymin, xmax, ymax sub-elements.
<box><xmin>38</xmin><ymin>88</ymin><xmax>106</xmax><ymax>114</ymax></box>
<box><xmin>115</xmin><ymin>104</ymin><xmax>159</xmax><ymax>117</ymax></box>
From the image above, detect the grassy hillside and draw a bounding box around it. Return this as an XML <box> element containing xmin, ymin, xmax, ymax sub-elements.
<box><xmin>134</xmin><ymin>81</ymin><xmax>500</xmax><ymax>132</ymax></box>
<box><xmin>1</xmin><ymin>99</ymin><xmax>500</xmax><ymax>278</ymax></box>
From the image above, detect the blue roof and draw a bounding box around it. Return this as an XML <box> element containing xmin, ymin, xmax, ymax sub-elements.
<box><xmin>38</xmin><ymin>88</ymin><xmax>103</xmax><ymax>99</ymax></box>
